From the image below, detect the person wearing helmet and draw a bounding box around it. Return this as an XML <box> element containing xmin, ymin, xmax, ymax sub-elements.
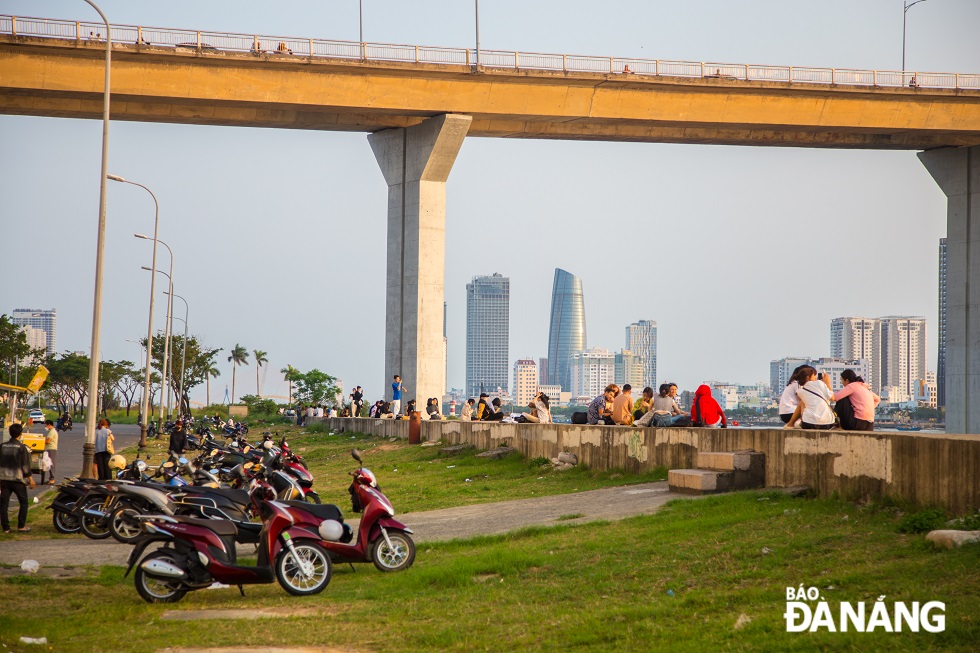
<box><xmin>169</xmin><ymin>420</ymin><xmax>187</xmax><ymax>456</ymax></box>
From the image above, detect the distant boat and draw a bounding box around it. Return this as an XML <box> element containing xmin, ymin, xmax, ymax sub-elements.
<box><xmin>896</xmin><ymin>425</ymin><xmax>922</xmax><ymax>431</ymax></box>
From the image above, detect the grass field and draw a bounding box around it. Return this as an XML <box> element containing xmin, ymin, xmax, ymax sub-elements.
<box><xmin>1</xmin><ymin>489</ymin><xmax>977</xmax><ymax>652</ymax></box>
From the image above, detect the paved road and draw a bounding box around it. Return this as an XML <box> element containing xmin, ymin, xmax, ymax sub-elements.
<box><xmin>0</xmin><ymin>481</ymin><xmax>690</xmax><ymax>567</ymax></box>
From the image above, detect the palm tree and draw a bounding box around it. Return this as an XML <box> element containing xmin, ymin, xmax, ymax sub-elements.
<box><xmin>253</xmin><ymin>349</ymin><xmax>268</xmax><ymax>397</ymax></box>
<box><xmin>204</xmin><ymin>359</ymin><xmax>220</xmax><ymax>407</ymax></box>
<box><xmin>227</xmin><ymin>344</ymin><xmax>248</xmax><ymax>404</ymax></box>
<box><xmin>280</xmin><ymin>364</ymin><xmax>299</xmax><ymax>405</ymax></box>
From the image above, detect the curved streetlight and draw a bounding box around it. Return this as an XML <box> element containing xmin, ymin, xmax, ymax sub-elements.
<box><xmin>79</xmin><ymin>0</ymin><xmax>112</xmax><ymax>479</ymax></box>
<box><xmin>140</xmin><ymin>261</ymin><xmax>173</xmax><ymax>424</ymax></box>
<box><xmin>166</xmin><ymin>293</ymin><xmax>189</xmax><ymax>418</ymax></box>
<box><xmin>903</xmin><ymin>0</ymin><xmax>929</xmax><ymax>73</ymax></box>
<box><xmin>108</xmin><ymin>174</ymin><xmax>159</xmax><ymax>447</ymax></box>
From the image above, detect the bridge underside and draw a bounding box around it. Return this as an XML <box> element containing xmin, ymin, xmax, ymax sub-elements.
<box><xmin>2</xmin><ymin>37</ymin><xmax>980</xmax><ymax>149</ymax></box>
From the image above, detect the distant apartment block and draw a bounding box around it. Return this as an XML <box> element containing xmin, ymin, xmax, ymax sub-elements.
<box><xmin>465</xmin><ymin>274</ymin><xmax>510</xmax><ymax>397</ymax></box>
<box><xmin>512</xmin><ymin>358</ymin><xmax>538</xmax><ymax>408</ymax></box>
<box><xmin>879</xmin><ymin>316</ymin><xmax>927</xmax><ymax>399</ymax></box>
<box><xmin>830</xmin><ymin>317</ymin><xmax>880</xmax><ymax>392</ymax></box>
<box><xmin>614</xmin><ymin>349</ymin><xmax>645</xmax><ymax>389</ymax></box>
<box><xmin>769</xmin><ymin>357</ymin><xmax>810</xmax><ymax>394</ymax></box>
<box><xmin>11</xmin><ymin>308</ymin><xmax>56</xmax><ymax>356</ymax></box>
<box><xmin>770</xmin><ymin>356</ymin><xmax>870</xmax><ymax>394</ymax></box>
<box><xmin>625</xmin><ymin>320</ymin><xmax>657</xmax><ymax>389</ymax></box>
<box><xmin>19</xmin><ymin>324</ymin><xmax>47</xmax><ymax>355</ymax></box>
<box><xmin>570</xmin><ymin>347</ymin><xmax>614</xmax><ymax>402</ymax></box>
<box><xmin>538</xmin><ymin>357</ymin><xmax>549</xmax><ymax>387</ymax></box>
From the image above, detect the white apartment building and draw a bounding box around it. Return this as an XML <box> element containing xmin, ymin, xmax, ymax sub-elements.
<box><xmin>711</xmin><ymin>385</ymin><xmax>739</xmax><ymax>410</ymax></box>
<box><xmin>769</xmin><ymin>357</ymin><xmax>810</xmax><ymax>394</ymax></box>
<box><xmin>19</xmin><ymin>325</ymin><xmax>47</xmax><ymax>355</ymax></box>
<box><xmin>512</xmin><ymin>359</ymin><xmax>538</xmax><ymax>408</ymax></box>
<box><xmin>830</xmin><ymin>317</ymin><xmax>881</xmax><ymax>392</ymax></box>
<box><xmin>879</xmin><ymin>316</ymin><xmax>927</xmax><ymax>399</ymax></box>
<box><xmin>570</xmin><ymin>348</ymin><xmax>615</xmax><ymax>402</ymax></box>
<box><xmin>809</xmin><ymin>358</ymin><xmax>872</xmax><ymax>394</ymax></box>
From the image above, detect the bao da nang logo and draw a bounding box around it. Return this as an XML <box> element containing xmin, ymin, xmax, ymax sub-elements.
<box><xmin>784</xmin><ymin>586</ymin><xmax>945</xmax><ymax>633</ymax></box>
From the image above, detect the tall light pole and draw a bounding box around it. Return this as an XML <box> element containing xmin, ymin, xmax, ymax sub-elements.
<box><xmin>108</xmin><ymin>174</ymin><xmax>159</xmax><ymax>447</ymax></box>
<box><xmin>140</xmin><ymin>260</ymin><xmax>173</xmax><ymax>426</ymax></box>
<box><xmin>79</xmin><ymin>0</ymin><xmax>111</xmax><ymax>479</ymax></box>
<box><xmin>475</xmin><ymin>0</ymin><xmax>481</xmax><ymax>69</ymax></box>
<box><xmin>903</xmin><ymin>0</ymin><xmax>929</xmax><ymax>73</ymax></box>
<box><xmin>359</xmin><ymin>0</ymin><xmax>365</xmax><ymax>59</ymax></box>
<box><xmin>166</xmin><ymin>291</ymin><xmax>189</xmax><ymax>418</ymax></box>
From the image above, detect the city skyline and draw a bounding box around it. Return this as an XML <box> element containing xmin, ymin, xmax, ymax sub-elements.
<box><xmin>465</xmin><ymin>273</ymin><xmax>510</xmax><ymax>397</ymax></box>
<box><xmin>0</xmin><ymin>1</ymin><xmax>972</xmax><ymax>403</ymax></box>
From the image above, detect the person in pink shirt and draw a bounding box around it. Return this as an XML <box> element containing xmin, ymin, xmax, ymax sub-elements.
<box><xmin>833</xmin><ymin>369</ymin><xmax>880</xmax><ymax>431</ymax></box>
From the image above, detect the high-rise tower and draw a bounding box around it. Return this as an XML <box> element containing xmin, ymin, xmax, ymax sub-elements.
<box><xmin>547</xmin><ymin>269</ymin><xmax>586</xmax><ymax>392</ymax></box>
<box><xmin>625</xmin><ymin>320</ymin><xmax>657</xmax><ymax>389</ymax></box>
<box><xmin>11</xmin><ymin>308</ymin><xmax>56</xmax><ymax>357</ymax></box>
<box><xmin>465</xmin><ymin>274</ymin><xmax>510</xmax><ymax>397</ymax></box>
<box><xmin>830</xmin><ymin>317</ymin><xmax>881</xmax><ymax>392</ymax></box>
<box><xmin>879</xmin><ymin>316</ymin><xmax>928</xmax><ymax>399</ymax></box>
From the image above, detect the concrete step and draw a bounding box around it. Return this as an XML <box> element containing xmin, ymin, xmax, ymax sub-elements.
<box><xmin>697</xmin><ymin>450</ymin><xmax>765</xmax><ymax>474</ymax></box>
<box><xmin>668</xmin><ymin>469</ymin><xmax>735</xmax><ymax>495</ymax></box>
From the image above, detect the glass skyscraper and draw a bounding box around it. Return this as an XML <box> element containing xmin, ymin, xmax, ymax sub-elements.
<box><xmin>465</xmin><ymin>274</ymin><xmax>510</xmax><ymax>397</ymax></box>
<box><xmin>547</xmin><ymin>268</ymin><xmax>587</xmax><ymax>392</ymax></box>
<box><xmin>625</xmin><ymin>320</ymin><xmax>657</xmax><ymax>390</ymax></box>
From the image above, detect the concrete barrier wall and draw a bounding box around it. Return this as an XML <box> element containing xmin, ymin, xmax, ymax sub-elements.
<box><xmin>318</xmin><ymin>418</ymin><xmax>980</xmax><ymax>515</ymax></box>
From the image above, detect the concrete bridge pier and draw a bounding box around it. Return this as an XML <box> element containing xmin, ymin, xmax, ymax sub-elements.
<box><xmin>920</xmin><ymin>145</ymin><xmax>980</xmax><ymax>434</ymax></box>
<box><xmin>369</xmin><ymin>114</ymin><xmax>472</xmax><ymax>409</ymax></box>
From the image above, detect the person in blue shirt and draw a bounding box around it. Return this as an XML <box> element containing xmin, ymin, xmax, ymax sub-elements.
<box><xmin>391</xmin><ymin>375</ymin><xmax>408</xmax><ymax>416</ymax></box>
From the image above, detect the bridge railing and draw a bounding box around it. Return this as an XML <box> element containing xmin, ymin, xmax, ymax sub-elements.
<box><xmin>3</xmin><ymin>14</ymin><xmax>979</xmax><ymax>91</ymax></box>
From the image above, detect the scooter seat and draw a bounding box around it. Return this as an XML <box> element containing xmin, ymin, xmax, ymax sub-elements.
<box><xmin>281</xmin><ymin>501</ymin><xmax>344</xmax><ymax>522</ymax></box>
<box><xmin>170</xmin><ymin>515</ymin><xmax>239</xmax><ymax>537</ymax></box>
<box><xmin>177</xmin><ymin>486</ymin><xmax>249</xmax><ymax>505</ymax></box>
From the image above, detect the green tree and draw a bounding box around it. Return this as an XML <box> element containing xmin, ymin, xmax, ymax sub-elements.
<box><xmin>253</xmin><ymin>349</ymin><xmax>268</xmax><ymax>397</ymax></box>
<box><xmin>204</xmin><ymin>358</ymin><xmax>220</xmax><ymax>407</ymax></box>
<box><xmin>0</xmin><ymin>313</ymin><xmax>38</xmax><ymax>384</ymax></box>
<box><xmin>227</xmin><ymin>344</ymin><xmax>249</xmax><ymax>404</ymax></box>
<box><xmin>144</xmin><ymin>333</ymin><xmax>222</xmax><ymax>414</ymax></box>
<box><xmin>45</xmin><ymin>351</ymin><xmax>91</xmax><ymax>415</ymax></box>
<box><xmin>280</xmin><ymin>364</ymin><xmax>300</xmax><ymax>405</ymax></box>
<box><xmin>293</xmin><ymin>368</ymin><xmax>340</xmax><ymax>407</ymax></box>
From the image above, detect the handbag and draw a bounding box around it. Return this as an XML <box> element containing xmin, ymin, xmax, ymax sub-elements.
<box><xmin>106</xmin><ymin>433</ymin><xmax>115</xmax><ymax>455</ymax></box>
<box><xmin>692</xmin><ymin>397</ymin><xmax>705</xmax><ymax>427</ymax></box>
<box><xmin>802</xmin><ymin>386</ymin><xmax>840</xmax><ymax>428</ymax></box>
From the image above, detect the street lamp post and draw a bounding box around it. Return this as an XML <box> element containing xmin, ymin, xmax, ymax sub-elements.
<box><xmin>166</xmin><ymin>293</ymin><xmax>189</xmax><ymax>418</ymax></box>
<box><xmin>79</xmin><ymin>0</ymin><xmax>112</xmax><ymax>479</ymax></box>
<box><xmin>903</xmin><ymin>0</ymin><xmax>929</xmax><ymax>73</ymax></box>
<box><xmin>140</xmin><ymin>259</ymin><xmax>173</xmax><ymax>426</ymax></box>
<box><xmin>475</xmin><ymin>0</ymin><xmax>480</xmax><ymax>69</ymax></box>
<box><xmin>359</xmin><ymin>0</ymin><xmax>365</xmax><ymax>59</ymax></box>
<box><xmin>108</xmin><ymin>175</ymin><xmax>159</xmax><ymax>448</ymax></box>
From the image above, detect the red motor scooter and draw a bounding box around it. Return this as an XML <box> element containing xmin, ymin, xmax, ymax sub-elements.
<box><xmin>319</xmin><ymin>449</ymin><xmax>416</xmax><ymax>572</ymax></box>
<box><xmin>125</xmin><ymin>479</ymin><xmax>333</xmax><ymax>603</ymax></box>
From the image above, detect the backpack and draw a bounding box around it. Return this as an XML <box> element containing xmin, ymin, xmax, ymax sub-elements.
<box><xmin>571</xmin><ymin>411</ymin><xmax>588</xmax><ymax>425</ymax></box>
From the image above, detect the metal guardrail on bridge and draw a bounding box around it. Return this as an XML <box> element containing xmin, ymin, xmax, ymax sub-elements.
<box><xmin>3</xmin><ymin>14</ymin><xmax>979</xmax><ymax>91</ymax></box>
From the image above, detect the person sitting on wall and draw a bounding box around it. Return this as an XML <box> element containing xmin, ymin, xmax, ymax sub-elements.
<box><xmin>633</xmin><ymin>387</ymin><xmax>654</xmax><ymax>421</ymax></box>
<box><xmin>460</xmin><ymin>398</ymin><xmax>476</xmax><ymax>420</ymax></box>
<box><xmin>833</xmin><ymin>369</ymin><xmax>879</xmax><ymax>431</ymax></box>
<box><xmin>522</xmin><ymin>392</ymin><xmax>553</xmax><ymax>423</ymax></box>
<box><xmin>612</xmin><ymin>384</ymin><xmax>635</xmax><ymax>425</ymax></box>
<box><xmin>637</xmin><ymin>383</ymin><xmax>689</xmax><ymax>427</ymax></box>
<box><xmin>484</xmin><ymin>398</ymin><xmax>506</xmax><ymax>421</ymax></box>
<box><xmin>476</xmin><ymin>393</ymin><xmax>493</xmax><ymax>420</ymax></box>
<box><xmin>691</xmin><ymin>384</ymin><xmax>727</xmax><ymax>428</ymax></box>
<box><xmin>587</xmin><ymin>385</ymin><xmax>619</xmax><ymax>425</ymax></box>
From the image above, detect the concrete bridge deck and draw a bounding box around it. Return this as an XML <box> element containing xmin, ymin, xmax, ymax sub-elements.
<box><xmin>2</xmin><ymin>32</ymin><xmax>980</xmax><ymax>149</ymax></box>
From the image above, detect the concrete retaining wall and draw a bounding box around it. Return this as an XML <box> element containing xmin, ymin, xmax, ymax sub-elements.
<box><xmin>317</xmin><ymin>418</ymin><xmax>980</xmax><ymax>515</ymax></box>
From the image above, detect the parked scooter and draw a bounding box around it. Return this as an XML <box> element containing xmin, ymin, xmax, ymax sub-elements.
<box><xmin>126</xmin><ymin>479</ymin><xmax>334</xmax><ymax>603</ymax></box>
<box><xmin>318</xmin><ymin>449</ymin><xmax>415</xmax><ymax>572</ymax></box>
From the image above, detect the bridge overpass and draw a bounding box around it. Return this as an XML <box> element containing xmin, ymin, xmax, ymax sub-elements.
<box><xmin>3</xmin><ymin>16</ymin><xmax>980</xmax><ymax>432</ymax></box>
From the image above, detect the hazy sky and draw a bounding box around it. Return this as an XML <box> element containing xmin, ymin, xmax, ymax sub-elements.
<box><xmin>1</xmin><ymin>0</ymin><xmax>978</xmax><ymax>403</ymax></box>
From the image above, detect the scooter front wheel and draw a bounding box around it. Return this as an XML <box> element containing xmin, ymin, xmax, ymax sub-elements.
<box><xmin>53</xmin><ymin>502</ymin><xmax>81</xmax><ymax>534</ymax></box>
<box><xmin>304</xmin><ymin>491</ymin><xmax>321</xmax><ymax>504</ymax></box>
<box><xmin>109</xmin><ymin>506</ymin><xmax>144</xmax><ymax>544</ymax></box>
<box><xmin>371</xmin><ymin>531</ymin><xmax>416</xmax><ymax>572</ymax></box>
<box><xmin>275</xmin><ymin>541</ymin><xmax>332</xmax><ymax>596</ymax></box>
<box><xmin>79</xmin><ymin>498</ymin><xmax>113</xmax><ymax>540</ymax></box>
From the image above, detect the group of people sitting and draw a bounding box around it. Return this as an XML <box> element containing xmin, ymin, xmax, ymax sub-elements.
<box><xmin>459</xmin><ymin>392</ymin><xmax>553</xmax><ymax>424</ymax></box>
<box><xmin>582</xmin><ymin>383</ymin><xmax>728</xmax><ymax>428</ymax></box>
<box><xmin>779</xmin><ymin>365</ymin><xmax>879</xmax><ymax>431</ymax></box>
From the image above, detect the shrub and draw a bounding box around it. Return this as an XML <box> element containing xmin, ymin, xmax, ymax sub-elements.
<box><xmin>897</xmin><ymin>507</ymin><xmax>947</xmax><ymax>534</ymax></box>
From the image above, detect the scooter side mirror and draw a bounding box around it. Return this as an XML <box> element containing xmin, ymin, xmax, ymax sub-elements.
<box><xmin>351</xmin><ymin>448</ymin><xmax>363</xmax><ymax>463</ymax></box>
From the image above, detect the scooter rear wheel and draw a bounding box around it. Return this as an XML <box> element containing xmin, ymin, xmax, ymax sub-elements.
<box><xmin>371</xmin><ymin>531</ymin><xmax>416</xmax><ymax>572</ymax></box>
<box><xmin>109</xmin><ymin>506</ymin><xmax>144</xmax><ymax>544</ymax></box>
<box><xmin>275</xmin><ymin>541</ymin><xmax>332</xmax><ymax>596</ymax></box>
<box><xmin>79</xmin><ymin>498</ymin><xmax>113</xmax><ymax>540</ymax></box>
<box><xmin>135</xmin><ymin>550</ymin><xmax>187</xmax><ymax>604</ymax></box>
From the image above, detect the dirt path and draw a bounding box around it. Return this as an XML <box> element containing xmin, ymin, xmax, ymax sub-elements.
<box><xmin>0</xmin><ymin>481</ymin><xmax>690</xmax><ymax>567</ymax></box>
